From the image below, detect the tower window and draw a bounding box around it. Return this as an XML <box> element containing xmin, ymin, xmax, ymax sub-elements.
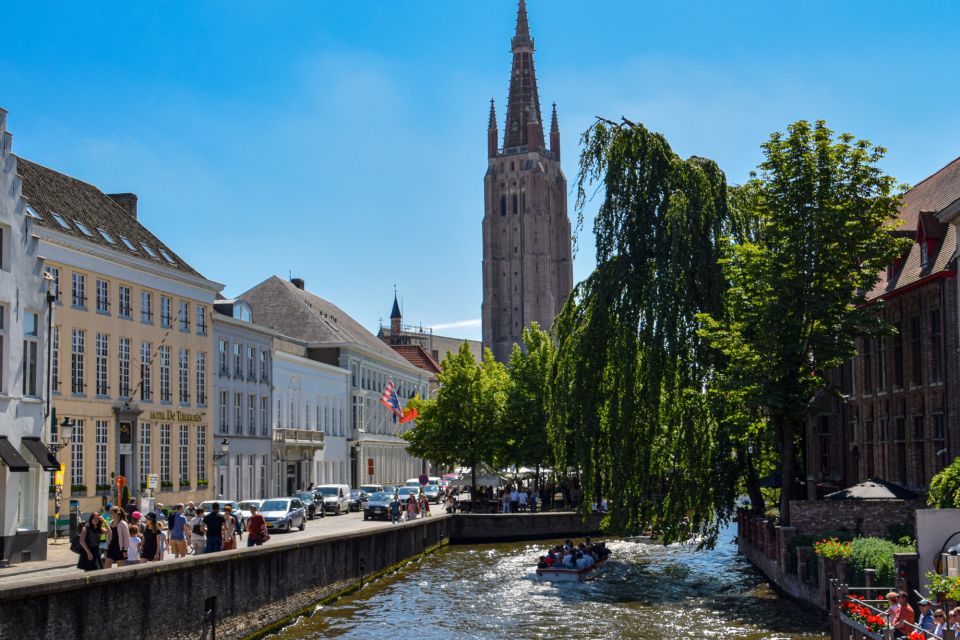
<box><xmin>500</xmin><ymin>196</ymin><xmax>507</xmax><ymax>217</ymax></box>
<box><xmin>512</xmin><ymin>194</ymin><xmax>518</xmax><ymax>214</ymax></box>
<box><xmin>511</xmin><ymin>161</ymin><xmax>515</xmax><ymax>171</ymax></box>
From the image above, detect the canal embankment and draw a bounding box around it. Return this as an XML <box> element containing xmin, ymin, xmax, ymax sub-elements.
<box><xmin>0</xmin><ymin>511</ymin><xmax>602</xmax><ymax>640</ymax></box>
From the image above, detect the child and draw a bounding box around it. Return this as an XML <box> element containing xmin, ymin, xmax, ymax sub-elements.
<box><xmin>126</xmin><ymin>525</ymin><xmax>142</xmax><ymax>565</ymax></box>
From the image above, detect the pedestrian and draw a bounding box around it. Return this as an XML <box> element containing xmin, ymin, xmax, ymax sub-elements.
<box><xmin>518</xmin><ymin>487</ymin><xmax>528</xmax><ymax>512</ymax></box>
<box><xmin>98</xmin><ymin>502</ymin><xmax>112</xmax><ymax>560</ymax></box>
<box><xmin>390</xmin><ymin>493</ymin><xmax>402</xmax><ymax>524</ymax></box>
<box><xmin>184</xmin><ymin>501</ymin><xmax>196</xmax><ymax>519</ymax></box>
<box><xmin>188</xmin><ymin>507</ymin><xmax>206</xmax><ymax>555</ymax></box>
<box><xmin>77</xmin><ymin>511</ymin><xmax>105</xmax><ymax>572</ymax></box>
<box><xmin>168</xmin><ymin>503</ymin><xmax>188</xmax><ymax>558</ymax></box>
<box><xmin>140</xmin><ymin>513</ymin><xmax>161</xmax><ymax>562</ymax></box>
<box><xmin>918</xmin><ymin>599</ymin><xmax>936</xmax><ymax>632</ymax></box>
<box><xmin>126</xmin><ymin>524</ymin><xmax>142</xmax><ymax>565</ymax></box>
<box><xmin>222</xmin><ymin>504</ymin><xmax>240</xmax><ymax>550</ymax></box>
<box><xmin>202</xmin><ymin>502</ymin><xmax>226</xmax><ymax>553</ymax></box>
<box><xmin>104</xmin><ymin>507</ymin><xmax>129</xmax><ymax>568</ymax></box>
<box><xmin>445</xmin><ymin>495</ymin><xmax>455</xmax><ymax>514</ymax></box>
<box><xmin>528</xmin><ymin>489</ymin><xmax>537</xmax><ymax>513</ymax></box>
<box><xmin>501</xmin><ymin>490</ymin><xmax>510</xmax><ymax>514</ymax></box>
<box><xmin>510</xmin><ymin>486</ymin><xmax>519</xmax><ymax>513</ymax></box>
<box><xmin>124</xmin><ymin>499</ymin><xmax>137</xmax><ymax>522</ymax></box>
<box><xmin>157</xmin><ymin>521</ymin><xmax>167</xmax><ymax>560</ymax></box>
<box><xmin>406</xmin><ymin>495</ymin><xmax>418</xmax><ymax>521</ymax></box>
<box><xmin>420</xmin><ymin>493</ymin><xmax>431</xmax><ymax>517</ymax></box>
<box><xmin>892</xmin><ymin>591</ymin><xmax>915</xmax><ymax>637</ymax></box>
<box><xmin>245</xmin><ymin>504</ymin><xmax>268</xmax><ymax>547</ymax></box>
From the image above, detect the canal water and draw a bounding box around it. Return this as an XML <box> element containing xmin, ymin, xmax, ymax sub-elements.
<box><xmin>272</xmin><ymin>525</ymin><xmax>828</xmax><ymax>640</ymax></box>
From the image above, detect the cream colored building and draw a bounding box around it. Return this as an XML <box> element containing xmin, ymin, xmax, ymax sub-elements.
<box><xmin>16</xmin><ymin>157</ymin><xmax>221</xmax><ymax>515</ymax></box>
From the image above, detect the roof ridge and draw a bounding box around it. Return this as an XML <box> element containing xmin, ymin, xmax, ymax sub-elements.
<box><xmin>904</xmin><ymin>155</ymin><xmax>960</xmax><ymax>195</ymax></box>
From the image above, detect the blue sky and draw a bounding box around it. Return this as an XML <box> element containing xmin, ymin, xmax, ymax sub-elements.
<box><xmin>3</xmin><ymin>1</ymin><xmax>959</xmax><ymax>341</ymax></box>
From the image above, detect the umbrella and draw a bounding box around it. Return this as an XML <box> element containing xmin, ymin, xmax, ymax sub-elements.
<box><xmin>824</xmin><ymin>478</ymin><xmax>918</xmax><ymax>501</ymax></box>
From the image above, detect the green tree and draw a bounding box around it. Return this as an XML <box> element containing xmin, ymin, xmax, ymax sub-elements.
<box><xmin>550</xmin><ymin>118</ymin><xmax>740</xmax><ymax>545</ymax></box>
<box><xmin>700</xmin><ymin>120</ymin><xmax>908</xmax><ymax>525</ymax></box>
<box><xmin>928</xmin><ymin>457</ymin><xmax>960</xmax><ymax>508</ymax></box>
<box><xmin>402</xmin><ymin>342</ymin><xmax>509</xmax><ymax>498</ymax></box>
<box><xmin>504</xmin><ymin>323</ymin><xmax>556</xmax><ymax>486</ymax></box>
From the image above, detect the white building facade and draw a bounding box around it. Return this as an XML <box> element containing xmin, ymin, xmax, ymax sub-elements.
<box><xmin>212</xmin><ymin>300</ymin><xmax>273</xmax><ymax>501</ymax></box>
<box><xmin>0</xmin><ymin>109</ymin><xmax>56</xmax><ymax>563</ymax></box>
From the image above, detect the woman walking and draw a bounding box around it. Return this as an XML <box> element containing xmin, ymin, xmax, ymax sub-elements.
<box><xmin>245</xmin><ymin>504</ymin><xmax>268</xmax><ymax>547</ymax></box>
<box><xmin>77</xmin><ymin>512</ymin><xmax>105</xmax><ymax>572</ymax></box>
<box><xmin>140</xmin><ymin>513</ymin><xmax>161</xmax><ymax>562</ymax></box>
<box><xmin>104</xmin><ymin>507</ymin><xmax>129</xmax><ymax>568</ymax></box>
<box><xmin>406</xmin><ymin>495</ymin><xmax>418</xmax><ymax>521</ymax></box>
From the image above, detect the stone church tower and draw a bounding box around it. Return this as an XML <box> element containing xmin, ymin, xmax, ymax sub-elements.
<box><xmin>482</xmin><ymin>0</ymin><xmax>573</xmax><ymax>363</ymax></box>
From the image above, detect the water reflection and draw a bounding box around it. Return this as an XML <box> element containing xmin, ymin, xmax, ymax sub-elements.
<box><xmin>272</xmin><ymin>526</ymin><xmax>828</xmax><ymax>640</ymax></box>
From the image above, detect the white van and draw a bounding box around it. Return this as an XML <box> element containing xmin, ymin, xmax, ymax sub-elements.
<box><xmin>316</xmin><ymin>484</ymin><xmax>350</xmax><ymax>515</ymax></box>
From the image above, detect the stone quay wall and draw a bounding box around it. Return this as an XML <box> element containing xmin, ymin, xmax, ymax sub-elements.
<box><xmin>0</xmin><ymin>511</ymin><xmax>600</xmax><ymax>640</ymax></box>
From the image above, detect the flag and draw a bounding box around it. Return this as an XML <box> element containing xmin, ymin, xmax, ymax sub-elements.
<box><xmin>380</xmin><ymin>379</ymin><xmax>403</xmax><ymax>418</ymax></box>
<box><xmin>400</xmin><ymin>391</ymin><xmax>419</xmax><ymax>424</ymax></box>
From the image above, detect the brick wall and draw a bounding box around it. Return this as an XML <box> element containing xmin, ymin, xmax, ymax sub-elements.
<box><xmin>790</xmin><ymin>499</ymin><xmax>919</xmax><ymax>537</ymax></box>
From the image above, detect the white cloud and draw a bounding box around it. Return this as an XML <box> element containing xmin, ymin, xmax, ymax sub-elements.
<box><xmin>428</xmin><ymin>318</ymin><xmax>481</xmax><ymax>332</ymax></box>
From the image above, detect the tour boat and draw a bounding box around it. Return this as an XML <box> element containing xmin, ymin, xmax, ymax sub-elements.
<box><xmin>536</xmin><ymin>557</ymin><xmax>607</xmax><ymax>582</ymax></box>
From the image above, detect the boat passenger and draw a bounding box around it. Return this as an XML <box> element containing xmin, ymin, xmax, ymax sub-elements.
<box><xmin>562</xmin><ymin>549</ymin><xmax>575</xmax><ymax>567</ymax></box>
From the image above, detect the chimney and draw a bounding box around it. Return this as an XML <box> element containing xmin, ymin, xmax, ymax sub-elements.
<box><xmin>291</xmin><ymin>277</ymin><xmax>305</xmax><ymax>290</ymax></box>
<box><xmin>108</xmin><ymin>193</ymin><xmax>138</xmax><ymax>220</ymax></box>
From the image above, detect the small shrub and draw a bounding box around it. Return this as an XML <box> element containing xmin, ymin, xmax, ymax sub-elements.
<box><xmin>849</xmin><ymin>537</ymin><xmax>914</xmax><ymax>585</ymax></box>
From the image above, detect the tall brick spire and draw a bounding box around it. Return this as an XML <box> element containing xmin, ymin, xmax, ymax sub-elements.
<box><xmin>503</xmin><ymin>0</ymin><xmax>544</xmax><ymax>150</ymax></box>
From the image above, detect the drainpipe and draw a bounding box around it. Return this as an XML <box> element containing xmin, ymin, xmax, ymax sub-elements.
<box><xmin>941</xmin><ymin>277</ymin><xmax>950</xmax><ymax>461</ymax></box>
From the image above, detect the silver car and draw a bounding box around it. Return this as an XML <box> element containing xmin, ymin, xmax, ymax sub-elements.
<box><xmin>259</xmin><ymin>497</ymin><xmax>307</xmax><ymax>533</ymax></box>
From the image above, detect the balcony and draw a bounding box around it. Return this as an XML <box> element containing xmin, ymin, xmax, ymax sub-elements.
<box><xmin>273</xmin><ymin>428</ymin><xmax>325</xmax><ymax>448</ymax></box>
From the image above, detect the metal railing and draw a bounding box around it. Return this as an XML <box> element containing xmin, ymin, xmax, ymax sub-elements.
<box><xmin>832</xmin><ymin>581</ymin><xmax>957</xmax><ymax>640</ymax></box>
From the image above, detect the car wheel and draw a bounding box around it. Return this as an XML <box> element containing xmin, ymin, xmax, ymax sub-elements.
<box><xmin>363</xmin><ymin>511</ymin><xmax>369</xmax><ymax>521</ymax></box>
<box><xmin>284</xmin><ymin>519</ymin><xmax>291</xmax><ymax>532</ymax></box>
<box><xmin>299</xmin><ymin>517</ymin><xmax>306</xmax><ymax>531</ymax></box>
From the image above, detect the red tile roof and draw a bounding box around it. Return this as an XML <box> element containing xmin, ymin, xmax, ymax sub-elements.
<box><xmin>390</xmin><ymin>345</ymin><xmax>442</xmax><ymax>374</ymax></box>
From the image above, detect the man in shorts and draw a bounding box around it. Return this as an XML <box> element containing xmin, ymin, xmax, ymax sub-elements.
<box><xmin>168</xmin><ymin>503</ymin><xmax>188</xmax><ymax>558</ymax></box>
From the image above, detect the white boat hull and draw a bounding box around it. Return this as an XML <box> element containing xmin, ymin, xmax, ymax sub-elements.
<box><xmin>536</xmin><ymin>559</ymin><xmax>606</xmax><ymax>582</ymax></box>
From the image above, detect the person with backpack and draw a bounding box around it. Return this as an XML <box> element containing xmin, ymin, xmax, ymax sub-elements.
<box><xmin>76</xmin><ymin>511</ymin><xmax>105</xmax><ymax>572</ymax></box>
<box><xmin>187</xmin><ymin>507</ymin><xmax>206</xmax><ymax>555</ymax></box>
<box><xmin>245</xmin><ymin>504</ymin><xmax>268</xmax><ymax>547</ymax></box>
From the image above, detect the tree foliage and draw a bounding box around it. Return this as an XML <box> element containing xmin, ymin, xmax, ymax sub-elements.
<box><xmin>699</xmin><ymin>120</ymin><xmax>908</xmax><ymax>524</ymax></box>
<box><xmin>401</xmin><ymin>343</ymin><xmax>508</xmax><ymax>496</ymax></box>
<box><xmin>928</xmin><ymin>457</ymin><xmax>960</xmax><ymax>509</ymax></box>
<box><xmin>503</xmin><ymin>323</ymin><xmax>555</xmax><ymax>477</ymax></box>
<box><xmin>550</xmin><ymin>118</ymin><xmax>740</xmax><ymax>545</ymax></box>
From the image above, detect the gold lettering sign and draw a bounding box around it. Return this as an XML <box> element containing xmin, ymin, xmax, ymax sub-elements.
<box><xmin>147</xmin><ymin>410</ymin><xmax>205</xmax><ymax>423</ymax></box>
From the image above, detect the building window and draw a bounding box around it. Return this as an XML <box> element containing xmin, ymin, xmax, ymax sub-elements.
<box><xmin>95</xmin><ymin>333</ymin><xmax>109</xmax><ymax>396</ymax></box>
<box><xmin>234</xmin><ymin>393</ymin><xmax>243</xmax><ymax>435</ymax></box>
<box><xmin>71</xmin><ymin>419</ymin><xmax>84</xmax><ymax>487</ymax></box>
<box><xmin>248</xmin><ymin>395</ymin><xmax>256</xmax><ymax>436</ymax></box>
<box><xmin>930</xmin><ymin>310</ymin><xmax>942</xmax><ymax>384</ymax></box>
<box><xmin>861</xmin><ymin>337</ymin><xmax>872</xmax><ymax>395</ymax></box>
<box><xmin>196</xmin><ymin>351</ymin><xmax>206</xmax><ymax>405</ymax></box>
<box><xmin>260</xmin><ymin>454</ymin><xmax>267</xmax><ymax>498</ymax></box>
<box><xmin>70</xmin><ymin>327</ymin><xmax>85</xmax><ymax>395</ymax></box>
<box><xmin>893</xmin><ymin>322</ymin><xmax>903</xmax><ymax>389</ymax></box>
<box><xmin>118</xmin><ymin>285</ymin><xmax>131</xmax><ymax>319</ymax></box>
<box><xmin>96</xmin><ymin>279</ymin><xmax>109</xmax><ymax>314</ymax></box>
<box><xmin>179</xmin><ymin>425</ymin><xmax>189</xmax><ymax>484</ymax></box>
<box><xmin>140</xmin><ymin>423</ymin><xmax>151</xmax><ymax>476</ymax></box>
<box><xmin>118</xmin><ymin>337</ymin><xmax>131</xmax><ymax>398</ymax></box>
<box><xmin>71</xmin><ymin>272</ymin><xmax>86</xmax><ymax>308</ymax></box>
<box><xmin>233</xmin><ymin>343</ymin><xmax>242</xmax><ymax>377</ymax></box>
<box><xmin>219</xmin><ymin>339</ymin><xmax>228</xmax><ymax>374</ymax></box>
<box><xmin>23</xmin><ymin>312</ymin><xmax>40</xmax><ymax>396</ymax></box>
<box><xmin>933</xmin><ymin>412</ymin><xmax>946</xmax><ymax>473</ymax></box>
<box><xmin>219</xmin><ymin>391</ymin><xmax>228</xmax><ymax>433</ymax></box>
<box><xmin>247</xmin><ymin>346</ymin><xmax>256</xmax><ymax>381</ymax></box>
<box><xmin>260</xmin><ymin>350</ymin><xmax>269</xmax><ymax>383</ymax></box>
<box><xmin>46</xmin><ymin>266</ymin><xmax>61</xmax><ymax>302</ymax></box>
<box><xmin>913</xmin><ymin>416</ymin><xmax>925</xmax><ymax>486</ymax></box>
<box><xmin>159</xmin><ymin>346</ymin><xmax>171</xmax><ymax>402</ymax></box>
<box><xmin>196</xmin><ymin>306</ymin><xmax>207</xmax><ymax>335</ymax></box>
<box><xmin>876</xmin><ymin>336</ymin><xmax>887</xmax><ymax>391</ymax></box>
<box><xmin>197</xmin><ymin>425</ymin><xmax>206</xmax><ymax>481</ymax></box>
<box><xmin>260</xmin><ymin>396</ymin><xmax>268</xmax><ymax>436</ymax></box>
<box><xmin>178</xmin><ymin>301</ymin><xmax>190</xmax><ymax>332</ymax></box>
<box><xmin>51</xmin><ymin>325</ymin><xmax>60</xmax><ymax>393</ymax></box>
<box><xmin>160</xmin><ymin>424</ymin><xmax>171</xmax><ymax>482</ymax></box>
<box><xmin>160</xmin><ymin>296</ymin><xmax>171</xmax><ymax>328</ymax></box>
<box><xmin>141</xmin><ymin>291</ymin><xmax>153</xmax><ymax>324</ymax></box>
<box><xmin>141</xmin><ymin>342</ymin><xmax>152</xmax><ymax>401</ymax></box>
<box><xmin>179</xmin><ymin>349</ymin><xmax>189</xmax><ymax>404</ymax></box>
<box><xmin>910</xmin><ymin>314</ymin><xmax>922</xmax><ymax>386</ymax></box>
<box><xmin>95</xmin><ymin>420</ymin><xmax>108</xmax><ymax>488</ymax></box>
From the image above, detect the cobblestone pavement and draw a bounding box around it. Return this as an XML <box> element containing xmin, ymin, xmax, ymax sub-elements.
<box><xmin>0</xmin><ymin>507</ymin><xmax>449</xmax><ymax>586</ymax></box>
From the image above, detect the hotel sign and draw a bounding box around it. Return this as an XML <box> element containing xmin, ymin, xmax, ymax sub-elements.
<box><xmin>148</xmin><ymin>410</ymin><xmax>205</xmax><ymax>423</ymax></box>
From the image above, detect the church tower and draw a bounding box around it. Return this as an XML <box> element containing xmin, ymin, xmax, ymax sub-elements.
<box><xmin>482</xmin><ymin>0</ymin><xmax>573</xmax><ymax>363</ymax></box>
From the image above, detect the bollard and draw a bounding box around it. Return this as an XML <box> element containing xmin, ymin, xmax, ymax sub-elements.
<box><xmin>864</xmin><ymin>568</ymin><xmax>875</xmax><ymax>590</ymax></box>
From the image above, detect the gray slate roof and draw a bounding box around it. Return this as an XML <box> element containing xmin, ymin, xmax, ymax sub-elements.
<box><xmin>239</xmin><ymin>276</ymin><xmax>413</xmax><ymax>367</ymax></box>
<box><xmin>16</xmin><ymin>157</ymin><xmax>202</xmax><ymax>277</ymax></box>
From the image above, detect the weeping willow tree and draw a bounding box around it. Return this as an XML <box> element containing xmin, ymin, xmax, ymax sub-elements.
<box><xmin>550</xmin><ymin>118</ymin><xmax>740</xmax><ymax>545</ymax></box>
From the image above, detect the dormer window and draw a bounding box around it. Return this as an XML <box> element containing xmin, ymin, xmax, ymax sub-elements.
<box><xmin>921</xmin><ymin>241</ymin><xmax>931</xmax><ymax>268</ymax></box>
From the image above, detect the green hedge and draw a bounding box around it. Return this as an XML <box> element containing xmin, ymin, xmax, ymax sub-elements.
<box><xmin>849</xmin><ymin>537</ymin><xmax>914</xmax><ymax>586</ymax></box>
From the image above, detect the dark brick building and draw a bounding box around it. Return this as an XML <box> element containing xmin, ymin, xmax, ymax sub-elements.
<box><xmin>806</xmin><ymin>158</ymin><xmax>960</xmax><ymax>497</ymax></box>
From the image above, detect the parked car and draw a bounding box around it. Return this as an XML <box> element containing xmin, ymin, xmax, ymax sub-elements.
<box><xmin>348</xmin><ymin>489</ymin><xmax>368</xmax><ymax>512</ymax></box>
<box><xmin>396</xmin><ymin>486</ymin><xmax>419</xmax><ymax>504</ymax></box>
<box><xmin>423</xmin><ymin>483</ymin><xmax>441</xmax><ymax>504</ymax></box>
<box><xmin>259</xmin><ymin>497</ymin><xmax>307</xmax><ymax>533</ymax></box>
<box><xmin>199</xmin><ymin>500</ymin><xmax>245</xmax><ymax>528</ymax></box>
<box><xmin>237</xmin><ymin>500</ymin><xmax>262</xmax><ymax>523</ymax></box>
<box><xmin>294</xmin><ymin>491</ymin><xmax>322</xmax><ymax>519</ymax></box>
<box><xmin>364</xmin><ymin>491</ymin><xmax>394</xmax><ymax>521</ymax></box>
<box><xmin>315</xmin><ymin>484</ymin><xmax>350</xmax><ymax>515</ymax></box>
<box><xmin>360</xmin><ymin>483</ymin><xmax>384</xmax><ymax>495</ymax></box>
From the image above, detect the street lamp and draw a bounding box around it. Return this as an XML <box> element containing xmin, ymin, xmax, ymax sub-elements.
<box><xmin>213</xmin><ymin>438</ymin><xmax>230</xmax><ymax>461</ymax></box>
<box><xmin>49</xmin><ymin>416</ymin><xmax>75</xmax><ymax>455</ymax></box>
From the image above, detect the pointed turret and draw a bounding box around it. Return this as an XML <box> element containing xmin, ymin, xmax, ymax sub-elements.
<box><xmin>503</xmin><ymin>0</ymin><xmax>543</xmax><ymax>150</ymax></box>
<box><xmin>488</xmin><ymin>98</ymin><xmax>499</xmax><ymax>158</ymax></box>
<box><xmin>550</xmin><ymin>102</ymin><xmax>560</xmax><ymax>162</ymax></box>
<box><xmin>390</xmin><ymin>292</ymin><xmax>402</xmax><ymax>336</ymax></box>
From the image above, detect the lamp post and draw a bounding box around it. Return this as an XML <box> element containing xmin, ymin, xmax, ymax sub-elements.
<box><xmin>49</xmin><ymin>416</ymin><xmax>75</xmax><ymax>455</ymax></box>
<box><xmin>49</xmin><ymin>417</ymin><xmax>75</xmax><ymax>541</ymax></box>
<box><xmin>212</xmin><ymin>439</ymin><xmax>229</xmax><ymax>499</ymax></box>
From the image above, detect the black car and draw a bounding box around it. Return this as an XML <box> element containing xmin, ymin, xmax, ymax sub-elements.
<box><xmin>294</xmin><ymin>491</ymin><xmax>323</xmax><ymax>519</ymax></box>
<box><xmin>348</xmin><ymin>489</ymin><xmax>368</xmax><ymax>512</ymax></box>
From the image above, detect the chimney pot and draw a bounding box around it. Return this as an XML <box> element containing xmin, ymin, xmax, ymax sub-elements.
<box><xmin>108</xmin><ymin>193</ymin><xmax>138</xmax><ymax>220</ymax></box>
<box><xmin>291</xmin><ymin>277</ymin><xmax>305</xmax><ymax>290</ymax></box>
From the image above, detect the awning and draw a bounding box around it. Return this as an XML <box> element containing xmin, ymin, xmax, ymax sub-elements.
<box><xmin>0</xmin><ymin>437</ymin><xmax>29</xmax><ymax>472</ymax></box>
<box><xmin>21</xmin><ymin>437</ymin><xmax>60</xmax><ymax>471</ymax></box>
